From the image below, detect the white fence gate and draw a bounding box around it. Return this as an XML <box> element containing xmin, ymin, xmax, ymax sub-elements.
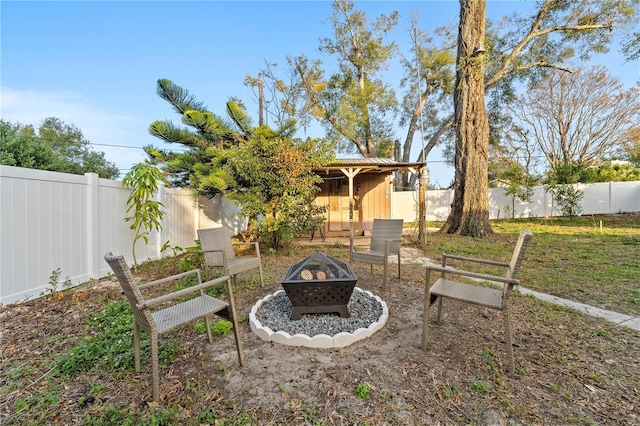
<box><xmin>2</xmin><ymin>165</ymin><xmax>638</xmax><ymax>305</ymax></box>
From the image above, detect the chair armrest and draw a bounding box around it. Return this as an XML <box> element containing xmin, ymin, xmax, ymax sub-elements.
<box><xmin>138</xmin><ymin>269</ymin><xmax>201</xmax><ymax>290</ymax></box>
<box><xmin>442</xmin><ymin>254</ymin><xmax>510</xmax><ymax>268</ymax></box>
<box><xmin>139</xmin><ymin>275</ymin><xmax>231</xmax><ymax>309</ymax></box>
<box><xmin>425</xmin><ymin>264</ymin><xmax>519</xmax><ymax>286</ymax></box>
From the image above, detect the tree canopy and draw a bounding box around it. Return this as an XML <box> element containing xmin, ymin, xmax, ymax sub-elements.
<box><xmin>399</xmin><ymin>0</ymin><xmax>639</xmax><ymax>194</ymax></box>
<box><xmin>146</xmin><ymin>78</ymin><xmax>334</xmax><ymax>248</ymax></box>
<box><xmin>510</xmin><ymin>66</ymin><xmax>640</xmax><ymax>175</ymax></box>
<box><xmin>146</xmin><ymin>0</ymin><xmax>640</xmax><ymax>239</ymax></box>
<box><xmin>294</xmin><ymin>0</ymin><xmax>400</xmax><ymax>158</ymax></box>
<box><xmin>0</xmin><ymin>118</ymin><xmax>120</xmax><ymax>179</ymax></box>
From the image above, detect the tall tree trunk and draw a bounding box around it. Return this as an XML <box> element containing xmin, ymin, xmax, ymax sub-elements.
<box><xmin>441</xmin><ymin>0</ymin><xmax>493</xmax><ymax>237</ymax></box>
<box><xmin>397</xmin><ymin>85</ymin><xmax>428</xmax><ymax>191</ymax></box>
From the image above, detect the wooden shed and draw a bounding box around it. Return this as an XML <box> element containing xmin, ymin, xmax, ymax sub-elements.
<box><xmin>313</xmin><ymin>159</ymin><xmax>426</xmax><ymax>240</ymax></box>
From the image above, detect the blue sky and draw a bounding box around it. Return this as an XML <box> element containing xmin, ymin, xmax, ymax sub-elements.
<box><xmin>2</xmin><ymin>1</ymin><xmax>638</xmax><ymax>187</ymax></box>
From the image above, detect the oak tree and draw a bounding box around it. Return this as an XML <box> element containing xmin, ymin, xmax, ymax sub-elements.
<box><xmin>0</xmin><ymin>118</ymin><xmax>120</xmax><ymax>179</ymax></box>
<box><xmin>396</xmin><ymin>20</ymin><xmax>455</xmax><ymax>190</ymax></box>
<box><xmin>439</xmin><ymin>0</ymin><xmax>491</xmax><ymax>236</ymax></box>
<box><xmin>441</xmin><ymin>0</ymin><xmax>638</xmax><ymax>236</ymax></box>
<box><xmin>511</xmin><ymin>66</ymin><xmax>640</xmax><ymax>173</ymax></box>
<box><xmin>294</xmin><ymin>0</ymin><xmax>399</xmax><ymax>158</ymax></box>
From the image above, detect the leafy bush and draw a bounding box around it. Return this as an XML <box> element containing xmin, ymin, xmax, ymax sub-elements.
<box><xmin>54</xmin><ymin>300</ymin><xmax>183</xmax><ymax>377</ymax></box>
<box><xmin>212</xmin><ymin>320</ymin><xmax>233</xmax><ymax>336</ymax></box>
<box><xmin>550</xmin><ymin>184</ymin><xmax>583</xmax><ymax>219</ymax></box>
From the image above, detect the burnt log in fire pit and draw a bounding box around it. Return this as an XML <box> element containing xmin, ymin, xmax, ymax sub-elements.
<box><xmin>281</xmin><ymin>251</ymin><xmax>357</xmax><ymax>320</ymax></box>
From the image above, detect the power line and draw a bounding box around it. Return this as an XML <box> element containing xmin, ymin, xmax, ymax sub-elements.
<box><xmin>30</xmin><ymin>136</ymin><xmax>189</xmax><ymax>153</ymax></box>
<box><xmin>23</xmin><ymin>136</ymin><xmax>565</xmax><ymax>169</ymax></box>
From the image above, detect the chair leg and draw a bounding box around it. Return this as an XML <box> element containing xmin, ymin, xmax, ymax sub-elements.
<box><xmin>258</xmin><ymin>264</ymin><xmax>264</xmax><ymax>288</ymax></box>
<box><xmin>422</xmin><ymin>290</ymin><xmax>432</xmax><ymax>351</ymax></box>
<box><xmin>231</xmin><ymin>319</ymin><xmax>245</xmax><ymax>367</ymax></box>
<box><xmin>503</xmin><ymin>307</ymin><xmax>515</xmax><ymax>374</ymax></box>
<box><xmin>436</xmin><ymin>296</ymin><xmax>444</xmax><ymax>323</ymax></box>
<box><xmin>397</xmin><ymin>252</ymin><xmax>401</xmax><ymax>279</ymax></box>
<box><xmin>150</xmin><ymin>334</ymin><xmax>160</xmax><ymax>401</ymax></box>
<box><xmin>225</xmin><ymin>277</ymin><xmax>245</xmax><ymax>367</ymax></box>
<box><xmin>383</xmin><ymin>260</ymin><xmax>388</xmax><ymax>287</ymax></box>
<box><xmin>134</xmin><ymin>322</ymin><xmax>141</xmax><ymax>373</ymax></box>
<box><xmin>204</xmin><ymin>317</ymin><xmax>213</xmax><ymax>344</ymax></box>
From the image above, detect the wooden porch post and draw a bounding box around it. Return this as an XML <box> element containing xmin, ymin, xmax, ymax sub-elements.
<box><xmin>409</xmin><ymin>164</ymin><xmax>428</xmax><ymax>246</ymax></box>
<box><xmin>340</xmin><ymin>167</ymin><xmax>361</xmax><ymax>253</ymax></box>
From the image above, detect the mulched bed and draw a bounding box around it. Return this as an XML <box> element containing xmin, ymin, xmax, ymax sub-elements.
<box><xmin>1</xmin><ymin>247</ymin><xmax>639</xmax><ymax>425</ymax></box>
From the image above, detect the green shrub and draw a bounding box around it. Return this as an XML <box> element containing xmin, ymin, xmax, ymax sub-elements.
<box><xmin>212</xmin><ymin>320</ymin><xmax>233</xmax><ymax>336</ymax></box>
<box><xmin>54</xmin><ymin>300</ymin><xmax>182</xmax><ymax>377</ymax></box>
<box><xmin>355</xmin><ymin>382</ymin><xmax>371</xmax><ymax>399</ymax></box>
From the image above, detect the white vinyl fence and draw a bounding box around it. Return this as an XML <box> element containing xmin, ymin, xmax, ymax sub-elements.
<box><xmin>391</xmin><ymin>181</ymin><xmax>640</xmax><ymax>222</ymax></box>
<box><xmin>0</xmin><ymin>166</ymin><xmax>244</xmax><ymax>305</ymax></box>
<box><xmin>1</xmin><ymin>165</ymin><xmax>638</xmax><ymax>305</ymax></box>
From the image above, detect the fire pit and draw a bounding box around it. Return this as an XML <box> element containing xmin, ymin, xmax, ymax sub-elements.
<box><xmin>281</xmin><ymin>251</ymin><xmax>357</xmax><ymax>320</ymax></box>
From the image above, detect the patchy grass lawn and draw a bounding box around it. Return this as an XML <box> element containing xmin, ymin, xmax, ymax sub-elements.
<box><xmin>1</xmin><ymin>214</ymin><xmax>638</xmax><ymax>425</ymax></box>
<box><xmin>419</xmin><ymin>213</ymin><xmax>640</xmax><ymax>316</ymax></box>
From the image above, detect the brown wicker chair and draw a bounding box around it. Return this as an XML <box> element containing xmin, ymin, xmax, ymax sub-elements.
<box><xmin>350</xmin><ymin>218</ymin><xmax>404</xmax><ymax>287</ymax></box>
<box><xmin>421</xmin><ymin>229</ymin><xmax>534</xmax><ymax>373</ymax></box>
<box><xmin>104</xmin><ymin>252</ymin><xmax>244</xmax><ymax>401</ymax></box>
<box><xmin>197</xmin><ymin>227</ymin><xmax>264</xmax><ymax>288</ymax></box>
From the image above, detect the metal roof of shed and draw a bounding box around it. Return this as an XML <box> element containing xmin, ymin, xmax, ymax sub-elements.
<box><xmin>315</xmin><ymin>158</ymin><xmax>425</xmax><ymax>174</ymax></box>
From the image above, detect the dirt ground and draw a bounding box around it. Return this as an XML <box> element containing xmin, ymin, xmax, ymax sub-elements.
<box><xmin>1</xmin><ymin>245</ymin><xmax>639</xmax><ymax>425</ymax></box>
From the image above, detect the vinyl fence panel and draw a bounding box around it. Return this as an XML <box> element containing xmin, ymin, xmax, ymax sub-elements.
<box><xmin>611</xmin><ymin>181</ymin><xmax>640</xmax><ymax>213</ymax></box>
<box><xmin>390</xmin><ymin>182</ymin><xmax>639</xmax><ymax>222</ymax></box>
<box><xmin>1</xmin><ymin>167</ymin><xmax>90</xmax><ymax>303</ymax></box>
<box><xmin>161</xmin><ymin>187</ymin><xmax>199</xmax><ymax>252</ymax></box>
<box><xmin>390</xmin><ymin>189</ymin><xmax>455</xmax><ymax>222</ymax></box>
<box><xmin>1</xmin><ymin>165</ymin><xmax>638</xmax><ymax>306</ymax></box>
<box><xmin>0</xmin><ymin>166</ymin><xmax>240</xmax><ymax>305</ymax></box>
<box><xmin>581</xmin><ymin>181</ymin><xmax>640</xmax><ymax>214</ymax></box>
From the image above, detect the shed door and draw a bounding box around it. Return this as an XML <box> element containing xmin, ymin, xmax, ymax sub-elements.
<box><xmin>327</xmin><ymin>179</ymin><xmax>359</xmax><ymax>232</ymax></box>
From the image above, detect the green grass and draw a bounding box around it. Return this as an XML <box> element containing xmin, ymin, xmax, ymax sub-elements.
<box><xmin>420</xmin><ymin>214</ymin><xmax>640</xmax><ymax>315</ymax></box>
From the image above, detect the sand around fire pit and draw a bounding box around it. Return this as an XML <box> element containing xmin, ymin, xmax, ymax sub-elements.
<box><xmin>202</xmin><ymin>247</ymin><xmax>639</xmax><ymax>424</ymax></box>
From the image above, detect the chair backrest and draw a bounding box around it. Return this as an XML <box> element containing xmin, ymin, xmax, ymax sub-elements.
<box><xmin>369</xmin><ymin>219</ymin><xmax>404</xmax><ymax>254</ymax></box>
<box><xmin>104</xmin><ymin>252</ymin><xmax>154</xmax><ymax>334</ymax></box>
<box><xmin>506</xmin><ymin>229</ymin><xmax>534</xmax><ymax>281</ymax></box>
<box><xmin>198</xmin><ymin>227</ymin><xmax>236</xmax><ymax>267</ymax></box>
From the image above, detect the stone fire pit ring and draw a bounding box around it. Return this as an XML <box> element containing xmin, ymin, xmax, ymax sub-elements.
<box><xmin>249</xmin><ymin>288</ymin><xmax>389</xmax><ymax>348</ymax></box>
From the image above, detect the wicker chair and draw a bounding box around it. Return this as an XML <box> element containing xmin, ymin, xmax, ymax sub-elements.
<box><xmin>421</xmin><ymin>229</ymin><xmax>534</xmax><ymax>373</ymax></box>
<box><xmin>350</xmin><ymin>218</ymin><xmax>404</xmax><ymax>287</ymax></box>
<box><xmin>198</xmin><ymin>227</ymin><xmax>264</xmax><ymax>288</ymax></box>
<box><xmin>104</xmin><ymin>252</ymin><xmax>244</xmax><ymax>401</ymax></box>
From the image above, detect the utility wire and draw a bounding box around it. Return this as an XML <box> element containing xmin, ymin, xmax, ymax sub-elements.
<box><xmin>25</xmin><ymin>136</ymin><xmax>189</xmax><ymax>152</ymax></box>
